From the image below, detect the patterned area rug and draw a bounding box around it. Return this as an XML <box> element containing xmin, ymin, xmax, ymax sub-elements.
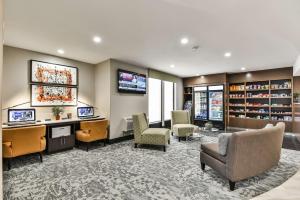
<box><xmin>4</xmin><ymin>135</ymin><xmax>300</xmax><ymax>200</ymax></box>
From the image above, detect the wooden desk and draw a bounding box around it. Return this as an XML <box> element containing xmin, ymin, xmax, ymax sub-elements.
<box><xmin>2</xmin><ymin>117</ymin><xmax>106</xmax><ymax>153</ymax></box>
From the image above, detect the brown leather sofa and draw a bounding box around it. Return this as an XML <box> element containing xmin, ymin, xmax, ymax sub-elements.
<box><xmin>200</xmin><ymin>122</ymin><xmax>285</xmax><ymax>191</ymax></box>
<box><xmin>76</xmin><ymin>119</ymin><xmax>108</xmax><ymax>151</ymax></box>
<box><xmin>3</xmin><ymin>125</ymin><xmax>46</xmax><ymax>170</ymax></box>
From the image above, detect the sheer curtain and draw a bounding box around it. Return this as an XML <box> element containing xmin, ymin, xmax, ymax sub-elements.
<box><xmin>148</xmin><ymin>78</ymin><xmax>162</xmax><ymax>123</ymax></box>
<box><xmin>163</xmin><ymin>81</ymin><xmax>175</xmax><ymax>121</ymax></box>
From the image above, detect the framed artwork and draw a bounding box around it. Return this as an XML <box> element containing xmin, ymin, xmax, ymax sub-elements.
<box><xmin>31</xmin><ymin>85</ymin><xmax>78</xmax><ymax>106</ymax></box>
<box><xmin>30</xmin><ymin>60</ymin><xmax>78</xmax><ymax>86</ymax></box>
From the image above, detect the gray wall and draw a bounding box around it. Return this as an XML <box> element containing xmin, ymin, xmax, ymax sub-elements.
<box><xmin>2</xmin><ymin>46</ymin><xmax>95</xmax><ymax>121</ymax></box>
<box><xmin>109</xmin><ymin>59</ymin><xmax>148</xmax><ymax>139</ymax></box>
<box><xmin>94</xmin><ymin>60</ymin><xmax>111</xmax><ymax>118</ymax></box>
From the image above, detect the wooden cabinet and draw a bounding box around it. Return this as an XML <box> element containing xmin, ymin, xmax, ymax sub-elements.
<box><xmin>46</xmin><ymin>123</ymin><xmax>76</xmax><ymax>153</ymax></box>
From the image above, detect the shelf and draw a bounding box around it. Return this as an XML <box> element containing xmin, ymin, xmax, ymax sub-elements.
<box><xmin>271</xmin><ymin>97</ymin><xmax>292</xmax><ymax>99</ymax></box>
<box><xmin>229</xmin><ymin>105</ymin><xmax>245</xmax><ymax>107</ymax></box>
<box><xmin>271</xmin><ymin>106</ymin><xmax>292</xmax><ymax>108</ymax></box>
<box><xmin>246</xmin><ymin>97</ymin><xmax>270</xmax><ymax>99</ymax></box>
<box><xmin>270</xmin><ymin>88</ymin><xmax>292</xmax><ymax>90</ymax></box>
<box><xmin>246</xmin><ymin>89</ymin><xmax>269</xmax><ymax>92</ymax></box>
<box><xmin>229</xmin><ymin>111</ymin><xmax>245</xmax><ymax>113</ymax></box>
<box><xmin>229</xmin><ymin>117</ymin><xmax>245</xmax><ymax>119</ymax></box>
<box><xmin>271</xmin><ymin>113</ymin><xmax>292</xmax><ymax>115</ymax></box>
<box><xmin>246</xmin><ymin>105</ymin><xmax>269</xmax><ymax>108</ymax></box>
<box><xmin>229</xmin><ymin>98</ymin><xmax>245</xmax><ymax>99</ymax></box>
<box><xmin>229</xmin><ymin>90</ymin><xmax>245</xmax><ymax>92</ymax></box>
<box><xmin>247</xmin><ymin>112</ymin><xmax>269</xmax><ymax>114</ymax></box>
<box><xmin>245</xmin><ymin>118</ymin><xmax>270</xmax><ymax>121</ymax></box>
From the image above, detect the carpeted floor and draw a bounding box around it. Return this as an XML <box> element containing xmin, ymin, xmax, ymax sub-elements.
<box><xmin>3</xmin><ymin>135</ymin><xmax>300</xmax><ymax>200</ymax></box>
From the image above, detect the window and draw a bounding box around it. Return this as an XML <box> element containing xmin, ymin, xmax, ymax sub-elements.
<box><xmin>148</xmin><ymin>78</ymin><xmax>176</xmax><ymax>125</ymax></box>
<box><xmin>163</xmin><ymin>81</ymin><xmax>174</xmax><ymax>121</ymax></box>
<box><xmin>148</xmin><ymin>78</ymin><xmax>162</xmax><ymax>123</ymax></box>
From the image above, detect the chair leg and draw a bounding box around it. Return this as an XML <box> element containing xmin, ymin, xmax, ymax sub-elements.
<box><xmin>178</xmin><ymin>137</ymin><xmax>181</xmax><ymax>142</ymax></box>
<box><xmin>86</xmin><ymin>142</ymin><xmax>89</xmax><ymax>152</ymax></box>
<box><xmin>7</xmin><ymin>158</ymin><xmax>11</xmax><ymax>171</ymax></box>
<box><xmin>168</xmin><ymin>139</ymin><xmax>170</xmax><ymax>144</ymax></box>
<box><xmin>163</xmin><ymin>146</ymin><xmax>166</xmax><ymax>152</ymax></box>
<box><xmin>229</xmin><ymin>180</ymin><xmax>236</xmax><ymax>191</ymax></box>
<box><xmin>201</xmin><ymin>162</ymin><xmax>205</xmax><ymax>170</ymax></box>
<box><xmin>39</xmin><ymin>152</ymin><xmax>43</xmax><ymax>163</ymax></box>
<box><xmin>134</xmin><ymin>143</ymin><xmax>138</xmax><ymax>148</ymax></box>
<box><xmin>171</xmin><ymin>132</ymin><xmax>173</xmax><ymax>136</ymax></box>
<box><xmin>103</xmin><ymin>140</ymin><xmax>106</xmax><ymax>146</ymax></box>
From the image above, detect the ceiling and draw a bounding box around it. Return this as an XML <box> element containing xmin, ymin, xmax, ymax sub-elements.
<box><xmin>4</xmin><ymin>0</ymin><xmax>300</xmax><ymax>77</ymax></box>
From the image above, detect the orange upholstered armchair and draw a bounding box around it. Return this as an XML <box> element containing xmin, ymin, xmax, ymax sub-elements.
<box><xmin>3</xmin><ymin>125</ymin><xmax>46</xmax><ymax>170</ymax></box>
<box><xmin>76</xmin><ymin>119</ymin><xmax>108</xmax><ymax>151</ymax></box>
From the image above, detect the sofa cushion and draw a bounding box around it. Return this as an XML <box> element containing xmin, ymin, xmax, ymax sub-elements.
<box><xmin>201</xmin><ymin>143</ymin><xmax>226</xmax><ymax>163</ymax></box>
<box><xmin>218</xmin><ymin>133</ymin><xmax>232</xmax><ymax>156</ymax></box>
<box><xmin>142</xmin><ymin>128</ymin><xmax>169</xmax><ymax>136</ymax></box>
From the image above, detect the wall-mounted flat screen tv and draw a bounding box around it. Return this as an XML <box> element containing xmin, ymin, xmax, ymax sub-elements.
<box><xmin>118</xmin><ymin>69</ymin><xmax>147</xmax><ymax>94</ymax></box>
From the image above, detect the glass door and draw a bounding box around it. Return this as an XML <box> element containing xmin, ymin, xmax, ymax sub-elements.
<box><xmin>208</xmin><ymin>85</ymin><xmax>224</xmax><ymax>121</ymax></box>
<box><xmin>194</xmin><ymin>86</ymin><xmax>207</xmax><ymax>120</ymax></box>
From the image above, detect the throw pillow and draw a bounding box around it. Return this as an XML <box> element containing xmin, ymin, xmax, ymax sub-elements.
<box><xmin>218</xmin><ymin>133</ymin><xmax>232</xmax><ymax>156</ymax></box>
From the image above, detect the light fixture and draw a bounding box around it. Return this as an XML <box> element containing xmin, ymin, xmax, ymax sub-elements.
<box><xmin>201</xmin><ymin>75</ymin><xmax>205</xmax><ymax>79</ymax></box>
<box><xmin>196</xmin><ymin>73</ymin><xmax>200</xmax><ymax>76</ymax></box>
<box><xmin>93</xmin><ymin>36</ymin><xmax>102</xmax><ymax>43</ymax></box>
<box><xmin>241</xmin><ymin>67</ymin><xmax>246</xmax><ymax>71</ymax></box>
<box><xmin>57</xmin><ymin>49</ymin><xmax>65</xmax><ymax>54</ymax></box>
<box><xmin>170</xmin><ymin>64</ymin><xmax>175</xmax><ymax>68</ymax></box>
<box><xmin>246</xmin><ymin>73</ymin><xmax>252</xmax><ymax>78</ymax></box>
<box><xmin>180</xmin><ymin>37</ymin><xmax>189</xmax><ymax>45</ymax></box>
<box><xmin>224</xmin><ymin>52</ymin><xmax>231</xmax><ymax>58</ymax></box>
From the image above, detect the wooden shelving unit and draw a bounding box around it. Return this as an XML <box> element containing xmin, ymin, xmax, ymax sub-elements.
<box><xmin>229</xmin><ymin>79</ymin><xmax>293</xmax><ymax>131</ymax></box>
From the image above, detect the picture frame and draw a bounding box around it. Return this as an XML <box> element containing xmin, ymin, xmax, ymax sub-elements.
<box><xmin>31</xmin><ymin>84</ymin><xmax>78</xmax><ymax>107</ymax></box>
<box><xmin>30</xmin><ymin>60</ymin><xmax>78</xmax><ymax>86</ymax></box>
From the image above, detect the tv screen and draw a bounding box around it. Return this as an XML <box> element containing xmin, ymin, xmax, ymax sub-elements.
<box><xmin>77</xmin><ymin>107</ymin><xmax>94</xmax><ymax>118</ymax></box>
<box><xmin>118</xmin><ymin>69</ymin><xmax>146</xmax><ymax>94</ymax></box>
<box><xmin>8</xmin><ymin>109</ymin><xmax>36</xmax><ymax>122</ymax></box>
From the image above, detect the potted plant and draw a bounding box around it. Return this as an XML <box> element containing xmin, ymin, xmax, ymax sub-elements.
<box><xmin>52</xmin><ymin>106</ymin><xmax>64</xmax><ymax>120</ymax></box>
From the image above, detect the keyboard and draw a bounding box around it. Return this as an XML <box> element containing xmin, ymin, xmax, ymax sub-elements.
<box><xmin>79</xmin><ymin>116</ymin><xmax>102</xmax><ymax>120</ymax></box>
<box><xmin>7</xmin><ymin>121</ymin><xmax>37</xmax><ymax>126</ymax></box>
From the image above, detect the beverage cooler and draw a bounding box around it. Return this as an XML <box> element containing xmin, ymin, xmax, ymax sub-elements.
<box><xmin>194</xmin><ymin>85</ymin><xmax>225</xmax><ymax>130</ymax></box>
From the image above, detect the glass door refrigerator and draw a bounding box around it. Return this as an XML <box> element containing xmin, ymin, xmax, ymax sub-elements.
<box><xmin>208</xmin><ymin>85</ymin><xmax>225</xmax><ymax>129</ymax></box>
<box><xmin>194</xmin><ymin>86</ymin><xmax>208</xmax><ymax>121</ymax></box>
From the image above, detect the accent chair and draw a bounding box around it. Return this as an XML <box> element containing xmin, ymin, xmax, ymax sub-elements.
<box><xmin>132</xmin><ymin>113</ymin><xmax>170</xmax><ymax>151</ymax></box>
<box><xmin>3</xmin><ymin>125</ymin><xmax>46</xmax><ymax>170</ymax></box>
<box><xmin>171</xmin><ymin>110</ymin><xmax>196</xmax><ymax>141</ymax></box>
<box><xmin>76</xmin><ymin>119</ymin><xmax>108</xmax><ymax>151</ymax></box>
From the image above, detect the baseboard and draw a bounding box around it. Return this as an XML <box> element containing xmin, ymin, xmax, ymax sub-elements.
<box><xmin>108</xmin><ymin>134</ymin><xmax>134</xmax><ymax>144</ymax></box>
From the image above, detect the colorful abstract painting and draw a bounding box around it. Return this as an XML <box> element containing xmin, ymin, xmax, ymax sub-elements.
<box><xmin>31</xmin><ymin>85</ymin><xmax>77</xmax><ymax>106</ymax></box>
<box><xmin>31</xmin><ymin>60</ymin><xmax>78</xmax><ymax>86</ymax></box>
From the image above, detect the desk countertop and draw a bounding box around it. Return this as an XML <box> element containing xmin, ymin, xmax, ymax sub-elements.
<box><xmin>2</xmin><ymin>117</ymin><xmax>106</xmax><ymax>129</ymax></box>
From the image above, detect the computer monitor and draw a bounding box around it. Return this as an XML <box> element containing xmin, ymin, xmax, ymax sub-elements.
<box><xmin>8</xmin><ymin>109</ymin><xmax>36</xmax><ymax>123</ymax></box>
<box><xmin>77</xmin><ymin>107</ymin><xmax>94</xmax><ymax>118</ymax></box>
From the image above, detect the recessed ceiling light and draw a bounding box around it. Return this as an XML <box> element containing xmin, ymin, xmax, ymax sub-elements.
<box><xmin>224</xmin><ymin>52</ymin><xmax>231</xmax><ymax>58</ymax></box>
<box><xmin>170</xmin><ymin>64</ymin><xmax>175</xmax><ymax>68</ymax></box>
<box><xmin>241</xmin><ymin>67</ymin><xmax>246</xmax><ymax>71</ymax></box>
<box><xmin>93</xmin><ymin>36</ymin><xmax>102</xmax><ymax>43</ymax></box>
<box><xmin>196</xmin><ymin>73</ymin><xmax>200</xmax><ymax>76</ymax></box>
<box><xmin>201</xmin><ymin>75</ymin><xmax>205</xmax><ymax>79</ymax></box>
<box><xmin>57</xmin><ymin>49</ymin><xmax>64</xmax><ymax>54</ymax></box>
<box><xmin>180</xmin><ymin>37</ymin><xmax>189</xmax><ymax>45</ymax></box>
